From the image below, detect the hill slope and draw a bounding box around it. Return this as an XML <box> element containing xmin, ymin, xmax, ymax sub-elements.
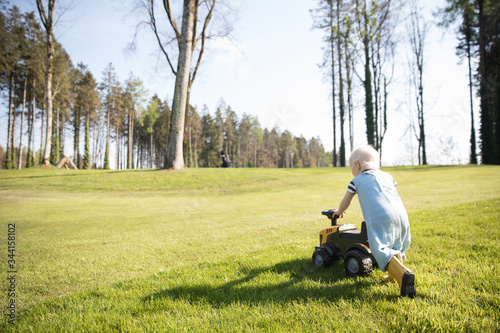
<box><xmin>1</xmin><ymin>166</ymin><xmax>499</xmax><ymax>331</ymax></box>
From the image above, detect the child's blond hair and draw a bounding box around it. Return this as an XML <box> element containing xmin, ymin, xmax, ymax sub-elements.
<box><xmin>349</xmin><ymin>145</ymin><xmax>380</xmax><ymax>170</ymax></box>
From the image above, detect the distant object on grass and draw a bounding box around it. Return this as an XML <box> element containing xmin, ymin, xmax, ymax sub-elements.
<box><xmin>56</xmin><ymin>157</ymin><xmax>78</xmax><ymax>169</ymax></box>
<box><xmin>218</xmin><ymin>150</ymin><xmax>232</xmax><ymax>168</ymax></box>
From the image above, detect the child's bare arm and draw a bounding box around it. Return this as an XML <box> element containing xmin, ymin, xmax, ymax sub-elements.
<box><xmin>335</xmin><ymin>191</ymin><xmax>355</xmax><ymax>216</ymax></box>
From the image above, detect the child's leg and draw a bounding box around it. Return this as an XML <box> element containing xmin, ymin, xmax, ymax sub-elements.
<box><xmin>381</xmin><ymin>274</ymin><xmax>395</xmax><ymax>283</ymax></box>
<box><xmin>386</xmin><ymin>255</ymin><xmax>416</xmax><ymax>298</ymax></box>
<box><xmin>381</xmin><ymin>254</ymin><xmax>401</xmax><ymax>283</ymax></box>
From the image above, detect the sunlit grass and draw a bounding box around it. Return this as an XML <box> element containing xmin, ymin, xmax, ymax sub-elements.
<box><xmin>0</xmin><ymin>165</ymin><xmax>499</xmax><ymax>331</ymax></box>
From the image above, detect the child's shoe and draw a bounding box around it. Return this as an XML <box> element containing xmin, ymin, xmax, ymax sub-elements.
<box><xmin>401</xmin><ymin>270</ymin><xmax>416</xmax><ymax>298</ymax></box>
<box><xmin>387</xmin><ymin>255</ymin><xmax>416</xmax><ymax>298</ymax></box>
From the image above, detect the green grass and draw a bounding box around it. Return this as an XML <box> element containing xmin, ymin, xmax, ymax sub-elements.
<box><xmin>0</xmin><ymin>165</ymin><xmax>499</xmax><ymax>332</ymax></box>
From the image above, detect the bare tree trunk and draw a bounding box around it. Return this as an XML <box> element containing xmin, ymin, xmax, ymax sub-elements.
<box><xmin>346</xmin><ymin>41</ymin><xmax>354</xmax><ymax>152</ymax></box>
<box><xmin>464</xmin><ymin>14</ymin><xmax>477</xmax><ymax>164</ymax></box>
<box><xmin>379</xmin><ymin>77</ymin><xmax>388</xmax><ymax>163</ymax></box>
<box><xmin>336</xmin><ymin>0</ymin><xmax>346</xmax><ymax>167</ymax></box>
<box><xmin>44</xmin><ymin>84</ymin><xmax>52</xmax><ymax>165</ymax></box>
<box><xmin>60</xmin><ymin>111</ymin><xmax>64</xmax><ymax>159</ymax></box>
<box><xmin>127</xmin><ymin>110</ymin><xmax>134</xmax><ymax>169</ymax></box>
<box><xmin>418</xmin><ymin>69</ymin><xmax>427</xmax><ymax>165</ymax></box>
<box><xmin>12</xmin><ymin>89</ymin><xmax>17</xmax><ymax>167</ymax></box>
<box><xmin>355</xmin><ymin>0</ymin><xmax>375</xmax><ymax>146</ymax></box>
<box><xmin>166</xmin><ymin>0</ymin><xmax>197</xmax><ymax>170</ymax></box>
<box><xmin>116</xmin><ymin>124</ymin><xmax>120</xmax><ymax>170</ymax></box>
<box><xmin>27</xmin><ymin>87</ymin><xmax>33</xmax><ymax>167</ymax></box>
<box><xmin>18</xmin><ymin>78</ymin><xmax>27</xmax><ymax>169</ymax></box>
<box><xmin>73</xmin><ymin>107</ymin><xmax>80</xmax><ymax>168</ymax></box>
<box><xmin>31</xmin><ymin>77</ymin><xmax>36</xmax><ymax>166</ymax></box>
<box><xmin>150</xmin><ymin>132</ymin><xmax>153</xmax><ymax>168</ymax></box>
<box><xmin>104</xmin><ymin>98</ymin><xmax>111</xmax><ymax>169</ymax></box>
<box><xmin>54</xmin><ymin>108</ymin><xmax>60</xmax><ymax>163</ymax></box>
<box><xmin>40</xmin><ymin>103</ymin><xmax>46</xmax><ymax>164</ymax></box>
<box><xmin>5</xmin><ymin>73</ymin><xmax>14</xmax><ymax>169</ymax></box>
<box><xmin>409</xmin><ymin>0</ymin><xmax>427</xmax><ymax>165</ymax></box>
<box><xmin>254</xmin><ymin>141</ymin><xmax>257</xmax><ymax>168</ymax></box>
<box><xmin>372</xmin><ymin>41</ymin><xmax>380</xmax><ymax>150</ymax></box>
<box><xmin>329</xmin><ymin>0</ymin><xmax>337</xmax><ymax>167</ymax></box>
<box><xmin>37</xmin><ymin>0</ymin><xmax>55</xmax><ymax>165</ymax></box>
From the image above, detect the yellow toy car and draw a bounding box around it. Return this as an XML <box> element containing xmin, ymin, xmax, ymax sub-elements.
<box><xmin>312</xmin><ymin>209</ymin><xmax>377</xmax><ymax>277</ymax></box>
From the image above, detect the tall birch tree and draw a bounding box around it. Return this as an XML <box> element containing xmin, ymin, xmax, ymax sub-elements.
<box><xmin>140</xmin><ymin>0</ymin><xmax>232</xmax><ymax>169</ymax></box>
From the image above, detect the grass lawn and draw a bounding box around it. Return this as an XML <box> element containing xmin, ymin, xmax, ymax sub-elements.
<box><xmin>0</xmin><ymin>165</ymin><xmax>499</xmax><ymax>332</ymax></box>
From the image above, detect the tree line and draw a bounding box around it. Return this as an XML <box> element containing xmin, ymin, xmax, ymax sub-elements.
<box><xmin>2</xmin><ymin>0</ymin><xmax>499</xmax><ymax>169</ymax></box>
<box><xmin>0</xmin><ymin>4</ymin><xmax>330</xmax><ymax>170</ymax></box>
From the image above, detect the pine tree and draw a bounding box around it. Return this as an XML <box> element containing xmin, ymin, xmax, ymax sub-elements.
<box><xmin>73</xmin><ymin>64</ymin><xmax>99</xmax><ymax>169</ymax></box>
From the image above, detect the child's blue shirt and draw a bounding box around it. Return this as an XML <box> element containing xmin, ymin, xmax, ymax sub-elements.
<box><xmin>348</xmin><ymin>169</ymin><xmax>411</xmax><ymax>270</ymax></box>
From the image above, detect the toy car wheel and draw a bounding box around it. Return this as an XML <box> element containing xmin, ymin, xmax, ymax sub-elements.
<box><xmin>343</xmin><ymin>250</ymin><xmax>373</xmax><ymax>277</ymax></box>
<box><xmin>312</xmin><ymin>249</ymin><xmax>333</xmax><ymax>267</ymax></box>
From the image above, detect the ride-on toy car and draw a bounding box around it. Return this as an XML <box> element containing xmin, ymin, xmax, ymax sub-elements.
<box><xmin>312</xmin><ymin>209</ymin><xmax>377</xmax><ymax>277</ymax></box>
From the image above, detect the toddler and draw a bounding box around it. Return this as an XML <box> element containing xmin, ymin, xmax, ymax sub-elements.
<box><xmin>334</xmin><ymin>145</ymin><xmax>416</xmax><ymax>298</ymax></box>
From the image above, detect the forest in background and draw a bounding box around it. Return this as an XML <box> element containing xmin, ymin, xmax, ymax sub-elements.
<box><xmin>1</xmin><ymin>0</ymin><xmax>499</xmax><ymax>170</ymax></box>
<box><xmin>0</xmin><ymin>3</ymin><xmax>330</xmax><ymax>170</ymax></box>
<box><xmin>313</xmin><ymin>0</ymin><xmax>499</xmax><ymax>167</ymax></box>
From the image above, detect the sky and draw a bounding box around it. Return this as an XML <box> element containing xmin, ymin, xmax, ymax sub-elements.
<box><xmin>6</xmin><ymin>0</ymin><xmax>477</xmax><ymax>166</ymax></box>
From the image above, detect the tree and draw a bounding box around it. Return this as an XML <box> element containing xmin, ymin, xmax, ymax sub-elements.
<box><xmin>141</xmin><ymin>97</ymin><xmax>159</xmax><ymax>168</ymax></box>
<box><xmin>458</xmin><ymin>3</ymin><xmax>478</xmax><ymax>164</ymax></box>
<box><xmin>49</xmin><ymin>42</ymin><xmax>73</xmax><ymax>165</ymax></box>
<box><xmin>295</xmin><ymin>136</ymin><xmax>308</xmax><ymax>167</ymax></box>
<box><xmin>224</xmin><ymin>105</ymin><xmax>238</xmax><ymax>164</ymax></box>
<box><xmin>314</xmin><ymin>0</ymin><xmax>395</xmax><ymax>165</ymax></box>
<box><xmin>187</xmin><ymin>105</ymin><xmax>201</xmax><ymax>167</ymax></box>
<box><xmin>354</xmin><ymin>0</ymin><xmax>393</xmax><ymax>148</ymax></box>
<box><xmin>2</xmin><ymin>6</ymin><xmax>24</xmax><ymax>169</ymax></box>
<box><xmin>407</xmin><ymin>0</ymin><xmax>428</xmax><ymax>165</ymax></box>
<box><xmin>308</xmin><ymin>137</ymin><xmax>321</xmax><ymax>167</ymax></box>
<box><xmin>36</xmin><ymin>0</ymin><xmax>56</xmax><ymax>165</ymax></box>
<box><xmin>18</xmin><ymin>77</ymin><xmax>27</xmax><ymax>169</ymax></box>
<box><xmin>313</xmin><ymin>0</ymin><xmax>338</xmax><ymax>167</ymax></box>
<box><xmin>73</xmin><ymin>64</ymin><xmax>100</xmax><ymax>169</ymax></box>
<box><xmin>214</xmin><ymin>99</ymin><xmax>225</xmax><ymax>151</ymax></box>
<box><xmin>476</xmin><ymin>0</ymin><xmax>499</xmax><ymax>164</ymax></box>
<box><xmin>200</xmin><ymin>107</ymin><xmax>218</xmax><ymax>167</ymax></box>
<box><xmin>262</xmin><ymin>127</ymin><xmax>280</xmax><ymax>168</ymax></box>
<box><xmin>153</xmin><ymin>96</ymin><xmax>171</xmax><ymax>168</ymax></box>
<box><xmin>165</xmin><ymin>0</ymin><xmax>197</xmax><ymax>169</ymax></box>
<box><xmin>355</xmin><ymin>0</ymin><xmax>375</xmax><ymax>146</ymax></box>
<box><xmin>251</xmin><ymin>118</ymin><xmax>263</xmax><ymax>167</ymax></box>
<box><xmin>141</xmin><ymin>0</ymin><xmax>232</xmax><ymax>169</ymax></box>
<box><xmin>344</xmin><ymin>14</ymin><xmax>355</xmax><ymax>153</ymax></box>
<box><xmin>439</xmin><ymin>0</ymin><xmax>478</xmax><ymax>164</ymax></box>
<box><xmin>335</xmin><ymin>0</ymin><xmax>347</xmax><ymax>166</ymax></box>
<box><xmin>123</xmin><ymin>73</ymin><xmax>146</xmax><ymax>169</ymax></box>
<box><xmin>439</xmin><ymin>0</ymin><xmax>500</xmax><ymax>164</ymax></box>
<box><xmin>371</xmin><ymin>2</ymin><xmax>398</xmax><ymax>161</ymax></box>
<box><xmin>279</xmin><ymin>130</ymin><xmax>296</xmax><ymax>168</ymax></box>
<box><xmin>101</xmin><ymin>63</ymin><xmax>121</xmax><ymax>169</ymax></box>
<box><xmin>238</xmin><ymin>114</ymin><xmax>258</xmax><ymax>167</ymax></box>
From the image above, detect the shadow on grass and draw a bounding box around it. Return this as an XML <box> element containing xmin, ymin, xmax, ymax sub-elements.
<box><xmin>142</xmin><ymin>258</ymin><xmax>394</xmax><ymax>306</ymax></box>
